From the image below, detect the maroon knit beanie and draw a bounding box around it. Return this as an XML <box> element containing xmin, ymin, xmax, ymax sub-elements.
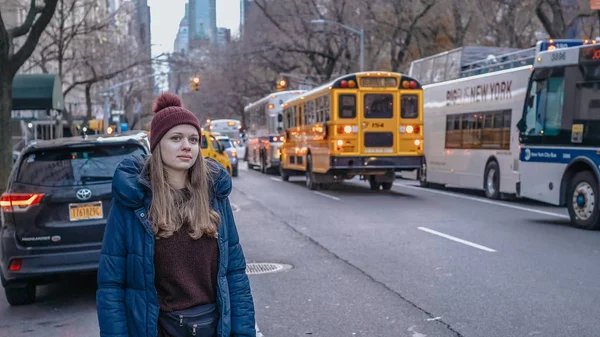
<box><xmin>150</xmin><ymin>92</ymin><xmax>202</xmax><ymax>152</ymax></box>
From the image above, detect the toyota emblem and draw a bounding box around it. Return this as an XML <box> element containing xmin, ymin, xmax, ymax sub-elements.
<box><xmin>76</xmin><ymin>188</ymin><xmax>92</xmax><ymax>201</ymax></box>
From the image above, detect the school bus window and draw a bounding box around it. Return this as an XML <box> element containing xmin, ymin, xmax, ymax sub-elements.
<box><xmin>324</xmin><ymin>95</ymin><xmax>331</xmax><ymax>121</ymax></box>
<box><xmin>365</xmin><ymin>94</ymin><xmax>393</xmax><ymax>119</ymax></box>
<box><xmin>201</xmin><ymin>136</ymin><xmax>208</xmax><ymax>149</ymax></box>
<box><xmin>339</xmin><ymin>95</ymin><xmax>356</xmax><ymax>118</ymax></box>
<box><xmin>401</xmin><ymin>95</ymin><xmax>419</xmax><ymax>119</ymax></box>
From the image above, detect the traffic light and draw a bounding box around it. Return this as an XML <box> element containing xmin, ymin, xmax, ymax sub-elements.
<box><xmin>276</xmin><ymin>78</ymin><xmax>288</xmax><ymax>92</ymax></box>
<box><xmin>191</xmin><ymin>77</ymin><xmax>200</xmax><ymax>91</ymax></box>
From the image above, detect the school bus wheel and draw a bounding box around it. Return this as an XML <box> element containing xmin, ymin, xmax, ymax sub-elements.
<box><xmin>280</xmin><ymin>165</ymin><xmax>290</xmax><ymax>182</ymax></box>
<box><xmin>368</xmin><ymin>176</ymin><xmax>380</xmax><ymax>190</ymax></box>
<box><xmin>305</xmin><ymin>154</ymin><xmax>320</xmax><ymax>191</ymax></box>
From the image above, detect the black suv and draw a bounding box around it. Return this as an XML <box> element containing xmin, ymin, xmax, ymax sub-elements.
<box><xmin>0</xmin><ymin>131</ymin><xmax>150</xmax><ymax>305</ymax></box>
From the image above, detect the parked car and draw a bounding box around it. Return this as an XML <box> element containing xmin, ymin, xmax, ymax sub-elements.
<box><xmin>0</xmin><ymin>131</ymin><xmax>150</xmax><ymax>305</ymax></box>
<box><xmin>216</xmin><ymin>135</ymin><xmax>239</xmax><ymax>177</ymax></box>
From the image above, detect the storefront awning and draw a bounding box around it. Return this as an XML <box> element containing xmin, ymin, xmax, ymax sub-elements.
<box><xmin>12</xmin><ymin>74</ymin><xmax>65</xmax><ymax>111</ymax></box>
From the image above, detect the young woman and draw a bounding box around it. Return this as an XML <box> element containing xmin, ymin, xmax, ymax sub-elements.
<box><xmin>96</xmin><ymin>93</ymin><xmax>256</xmax><ymax>337</ymax></box>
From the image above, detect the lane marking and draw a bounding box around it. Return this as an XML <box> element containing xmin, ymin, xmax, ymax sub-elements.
<box><xmin>418</xmin><ymin>227</ymin><xmax>497</xmax><ymax>252</ymax></box>
<box><xmin>256</xmin><ymin>323</ymin><xmax>264</xmax><ymax>337</ymax></box>
<box><xmin>270</xmin><ymin>177</ymin><xmax>282</xmax><ymax>182</ymax></box>
<box><xmin>313</xmin><ymin>191</ymin><xmax>340</xmax><ymax>201</ymax></box>
<box><xmin>394</xmin><ymin>183</ymin><xmax>569</xmax><ymax>219</ymax></box>
<box><xmin>231</xmin><ymin>203</ymin><xmax>240</xmax><ymax>213</ymax></box>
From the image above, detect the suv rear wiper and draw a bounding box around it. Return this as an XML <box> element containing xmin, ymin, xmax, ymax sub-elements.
<box><xmin>80</xmin><ymin>175</ymin><xmax>113</xmax><ymax>182</ymax></box>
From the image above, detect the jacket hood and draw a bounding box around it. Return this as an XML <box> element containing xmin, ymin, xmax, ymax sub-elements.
<box><xmin>112</xmin><ymin>155</ymin><xmax>232</xmax><ymax>209</ymax></box>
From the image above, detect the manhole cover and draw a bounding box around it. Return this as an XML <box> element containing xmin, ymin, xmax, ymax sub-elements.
<box><xmin>246</xmin><ymin>262</ymin><xmax>292</xmax><ymax>275</ymax></box>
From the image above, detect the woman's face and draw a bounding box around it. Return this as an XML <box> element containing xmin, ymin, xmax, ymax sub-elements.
<box><xmin>158</xmin><ymin>124</ymin><xmax>200</xmax><ymax>173</ymax></box>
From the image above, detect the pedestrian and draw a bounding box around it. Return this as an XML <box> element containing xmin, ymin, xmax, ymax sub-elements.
<box><xmin>96</xmin><ymin>92</ymin><xmax>256</xmax><ymax>337</ymax></box>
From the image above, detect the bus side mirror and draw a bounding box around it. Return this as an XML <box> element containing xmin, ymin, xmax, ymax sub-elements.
<box><xmin>517</xmin><ymin>118</ymin><xmax>526</xmax><ymax>133</ymax></box>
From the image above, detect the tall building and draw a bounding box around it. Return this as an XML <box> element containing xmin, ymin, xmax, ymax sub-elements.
<box><xmin>132</xmin><ymin>0</ymin><xmax>154</xmax><ymax>95</ymax></box>
<box><xmin>217</xmin><ymin>27</ymin><xmax>231</xmax><ymax>47</ymax></box>
<box><xmin>188</xmin><ymin>0</ymin><xmax>217</xmax><ymax>45</ymax></box>
<box><xmin>174</xmin><ymin>4</ymin><xmax>190</xmax><ymax>54</ymax></box>
<box><xmin>239</xmin><ymin>0</ymin><xmax>257</xmax><ymax>38</ymax></box>
<box><xmin>133</xmin><ymin>0</ymin><xmax>152</xmax><ymax>56</ymax></box>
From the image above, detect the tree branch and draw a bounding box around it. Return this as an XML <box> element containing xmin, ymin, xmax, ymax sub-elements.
<box><xmin>7</xmin><ymin>0</ymin><xmax>45</xmax><ymax>38</ymax></box>
<box><xmin>63</xmin><ymin>58</ymin><xmax>148</xmax><ymax>97</ymax></box>
<box><xmin>12</xmin><ymin>0</ymin><xmax>59</xmax><ymax>74</ymax></box>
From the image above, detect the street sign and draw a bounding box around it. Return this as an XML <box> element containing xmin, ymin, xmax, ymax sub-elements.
<box><xmin>592</xmin><ymin>0</ymin><xmax>600</xmax><ymax>9</ymax></box>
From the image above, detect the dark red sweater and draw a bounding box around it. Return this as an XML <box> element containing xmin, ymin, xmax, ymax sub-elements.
<box><xmin>154</xmin><ymin>226</ymin><xmax>219</xmax><ymax>337</ymax></box>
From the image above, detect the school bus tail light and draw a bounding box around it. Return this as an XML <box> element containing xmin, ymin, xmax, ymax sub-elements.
<box><xmin>338</xmin><ymin>125</ymin><xmax>358</xmax><ymax>134</ymax></box>
<box><xmin>400</xmin><ymin>125</ymin><xmax>420</xmax><ymax>134</ymax></box>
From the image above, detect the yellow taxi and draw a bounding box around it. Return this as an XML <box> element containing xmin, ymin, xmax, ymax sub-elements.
<box><xmin>201</xmin><ymin>130</ymin><xmax>233</xmax><ymax>175</ymax></box>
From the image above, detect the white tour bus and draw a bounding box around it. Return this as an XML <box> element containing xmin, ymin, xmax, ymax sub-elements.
<box><xmin>409</xmin><ymin>39</ymin><xmax>593</xmax><ymax>199</ymax></box>
<box><xmin>518</xmin><ymin>42</ymin><xmax>600</xmax><ymax>229</ymax></box>
<box><xmin>243</xmin><ymin>90</ymin><xmax>305</xmax><ymax>173</ymax></box>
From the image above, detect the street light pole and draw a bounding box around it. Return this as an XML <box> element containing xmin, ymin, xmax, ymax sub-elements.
<box><xmin>359</xmin><ymin>28</ymin><xmax>364</xmax><ymax>73</ymax></box>
<box><xmin>311</xmin><ymin>19</ymin><xmax>365</xmax><ymax>72</ymax></box>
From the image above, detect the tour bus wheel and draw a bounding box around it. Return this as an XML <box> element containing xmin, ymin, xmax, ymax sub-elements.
<box><xmin>484</xmin><ymin>161</ymin><xmax>501</xmax><ymax>200</ymax></box>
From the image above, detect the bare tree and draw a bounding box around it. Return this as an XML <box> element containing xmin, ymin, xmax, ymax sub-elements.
<box><xmin>0</xmin><ymin>0</ymin><xmax>58</xmax><ymax>190</ymax></box>
<box><xmin>536</xmin><ymin>0</ymin><xmax>597</xmax><ymax>39</ymax></box>
<box><xmin>251</xmin><ymin>0</ymin><xmax>363</xmax><ymax>81</ymax></box>
<box><xmin>366</xmin><ymin>0</ymin><xmax>436</xmax><ymax>72</ymax></box>
<box><xmin>475</xmin><ymin>0</ymin><xmax>539</xmax><ymax>48</ymax></box>
<box><xmin>21</xmin><ymin>0</ymin><xmax>153</xmax><ymax>128</ymax></box>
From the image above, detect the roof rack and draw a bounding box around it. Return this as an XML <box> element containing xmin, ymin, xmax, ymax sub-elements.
<box><xmin>409</xmin><ymin>46</ymin><xmax>534</xmax><ymax>85</ymax></box>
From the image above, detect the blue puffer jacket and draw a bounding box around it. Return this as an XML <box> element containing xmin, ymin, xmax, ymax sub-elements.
<box><xmin>96</xmin><ymin>155</ymin><xmax>256</xmax><ymax>337</ymax></box>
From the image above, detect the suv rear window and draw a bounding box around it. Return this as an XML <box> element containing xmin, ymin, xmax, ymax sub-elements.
<box><xmin>16</xmin><ymin>144</ymin><xmax>145</xmax><ymax>186</ymax></box>
<box><xmin>219</xmin><ymin>139</ymin><xmax>232</xmax><ymax>149</ymax></box>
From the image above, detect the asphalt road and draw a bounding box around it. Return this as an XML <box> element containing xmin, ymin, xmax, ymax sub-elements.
<box><xmin>1</xmin><ymin>162</ymin><xmax>599</xmax><ymax>337</ymax></box>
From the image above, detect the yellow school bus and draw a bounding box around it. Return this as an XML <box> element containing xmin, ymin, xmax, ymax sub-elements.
<box><xmin>279</xmin><ymin>71</ymin><xmax>424</xmax><ymax>190</ymax></box>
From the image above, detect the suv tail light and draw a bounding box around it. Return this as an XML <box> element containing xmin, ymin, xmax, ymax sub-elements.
<box><xmin>0</xmin><ymin>193</ymin><xmax>44</xmax><ymax>212</ymax></box>
<box><xmin>9</xmin><ymin>258</ymin><xmax>22</xmax><ymax>271</ymax></box>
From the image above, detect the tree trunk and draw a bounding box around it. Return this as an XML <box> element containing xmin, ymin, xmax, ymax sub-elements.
<box><xmin>0</xmin><ymin>71</ymin><xmax>14</xmax><ymax>192</ymax></box>
<box><xmin>85</xmin><ymin>83</ymin><xmax>93</xmax><ymax>121</ymax></box>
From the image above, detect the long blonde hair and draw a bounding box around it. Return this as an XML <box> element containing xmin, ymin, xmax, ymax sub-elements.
<box><xmin>141</xmin><ymin>146</ymin><xmax>220</xmax><ymax>239</ymax></box>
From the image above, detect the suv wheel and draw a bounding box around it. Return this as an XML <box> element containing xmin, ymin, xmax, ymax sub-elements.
<box><xmin>5</xmin><ymin>283</ymin><xmax>36</xmax><ymax>306</ymax></box>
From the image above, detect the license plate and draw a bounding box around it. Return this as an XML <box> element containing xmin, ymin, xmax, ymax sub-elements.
<box><xmin>365</xmin><ymin>148</ymin><xmax>393</xmax><ymax>153</ymax></box>
<box><xmin>69</xmin><ymin>201</ymin><xmax>103</xmax><ymax>222</ymax></box>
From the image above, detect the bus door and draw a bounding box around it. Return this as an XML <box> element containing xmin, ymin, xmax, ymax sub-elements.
<box><xmin>360</xmin><ymin>92</ymin><xmax>398</xmax><ymax>155</ymax></box>
<box><xmin>398</xmin><ymin>91</ymin><xmax>423</xmax><ymax>156</ymax></box>
<box><xmin>336</xmin><ymin>93</ymin><xmax>360</xmax><ymax>155</ymax></box>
